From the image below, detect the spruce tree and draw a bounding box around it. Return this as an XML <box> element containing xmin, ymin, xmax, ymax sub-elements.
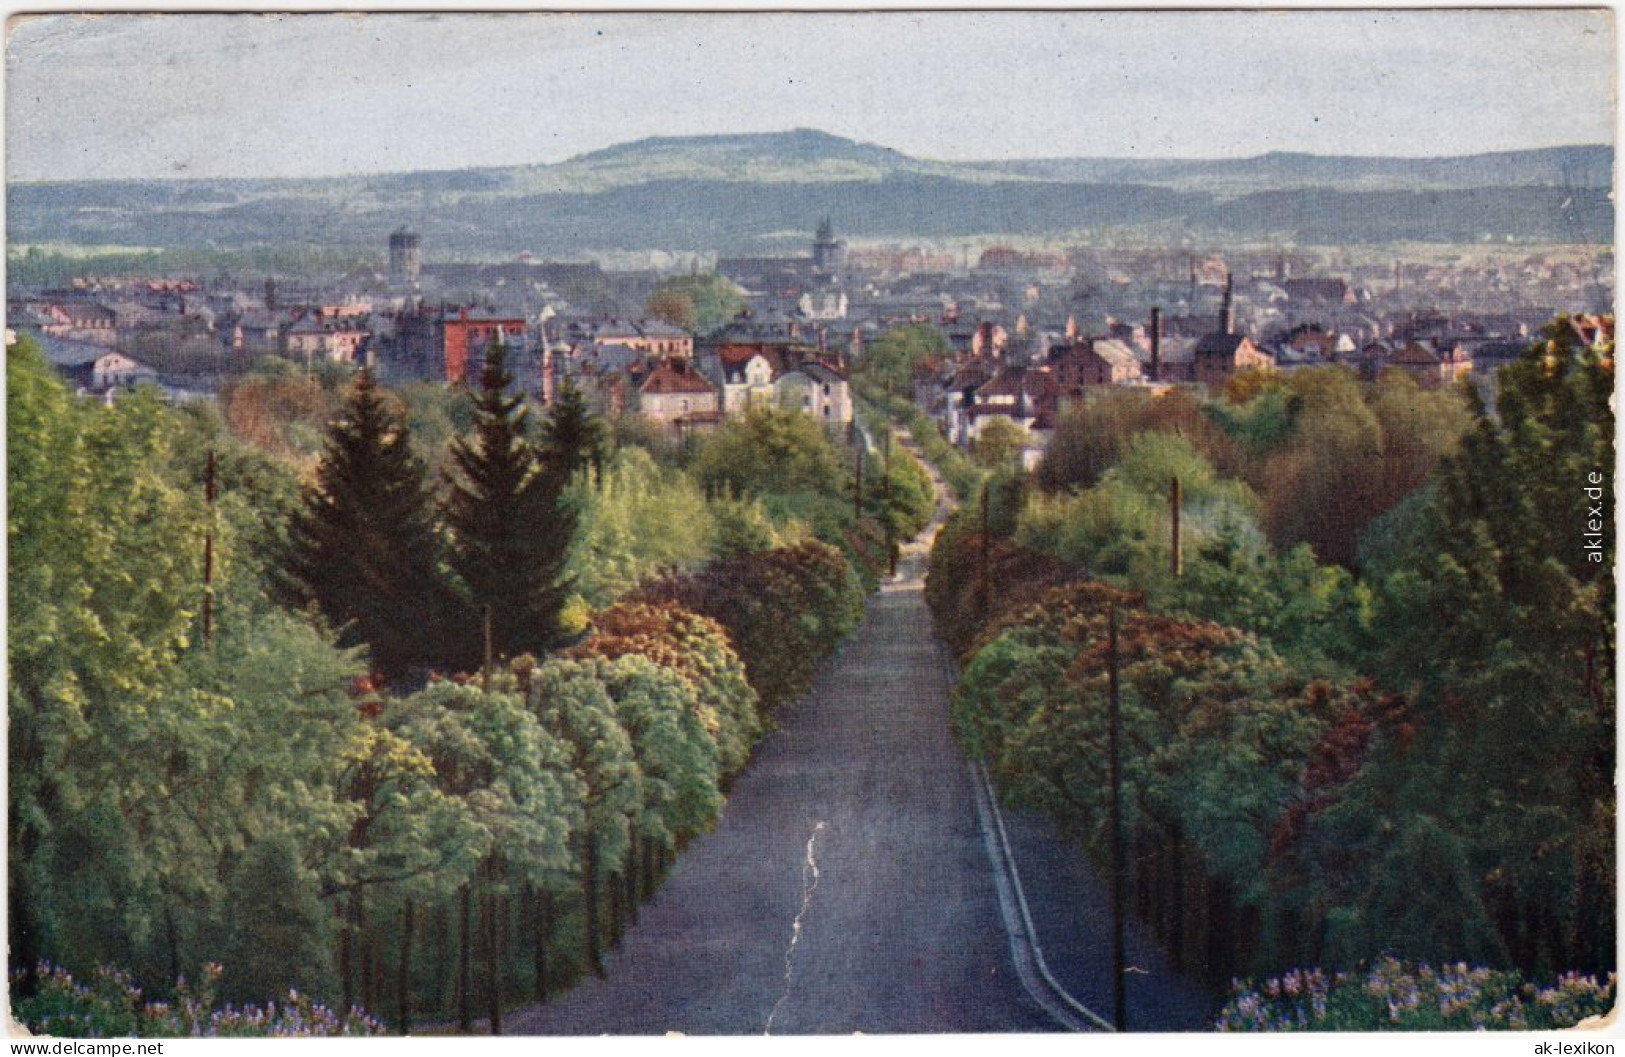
<box><xmin>280</xmin><ymin>368</ymin><xmax>453</xmax><ymax>678</ymax></box>
<box><xmin>539</xmin><ymin>378</ymin><xmax>607</xmax><ymax>486</ymax></box>
<box><xmin>445</xmin><ymin>340</ymin><xmax>577</xmax><ymax>660</ymax></box>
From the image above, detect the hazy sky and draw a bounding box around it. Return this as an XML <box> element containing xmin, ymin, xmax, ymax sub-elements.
<box><xmin>5</xmin><ymin>9</ymin><xmax>1616</xmax><ymax>182</ymax></box>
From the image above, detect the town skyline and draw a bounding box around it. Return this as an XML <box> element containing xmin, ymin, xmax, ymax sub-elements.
<box><xmin>6</xmin><ymin>9</ymin><xmax>1615</xmax><ymax>183</ymax></box>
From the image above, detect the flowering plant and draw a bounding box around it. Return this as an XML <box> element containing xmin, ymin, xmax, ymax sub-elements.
<box><xmin>1217</xmin><ymin>958</ymin><xmax>1616</xmax><ymax>1031</ymax></box>
<box><xmin>11</xmin><ymin>963</ymin><xmax>385</xmax><ymax>1038</ymax></box>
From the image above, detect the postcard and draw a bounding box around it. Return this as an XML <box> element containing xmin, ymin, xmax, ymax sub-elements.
<box><xmin>5</xmin><ymin>9</ymin><xmax>1616</xmax><ymax>1047</ymax></box>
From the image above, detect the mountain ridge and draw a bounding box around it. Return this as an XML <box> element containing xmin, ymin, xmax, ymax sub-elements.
<box><xmin>6</xmin><ymin>130</ymin><xmax>1613</xmax><ymax>255</ymax></box>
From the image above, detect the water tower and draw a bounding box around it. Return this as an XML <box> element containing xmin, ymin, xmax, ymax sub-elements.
<box><xmin>389</xmin><ymin>226</ymin><xmax>422</xmax><ymax>289</ymax></box>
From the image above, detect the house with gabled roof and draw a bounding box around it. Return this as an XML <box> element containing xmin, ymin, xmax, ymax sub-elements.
<box><xmin>1052</xmin><ymin>338</ymin><xmax>1144</xmax><ymax>387</ymax></box>
<box><xmin>1389</xmin><ymin>338</ymin><xmax>1472</xmax><ymax>389</ymax></box>
<box><xmin>773</xmin><ymin>360</ymin><xmax>853</xmax><ymax>427</ymax></box>
<box><xmin>1194</xmin><ymin>331</ymin><xmax>1273</xmax><ymax>389</ymax></box>
<box><xmin>957</xmin><ymin>363</ymin><xmax>1058</xmax><ymax>445</ymax></box>
<box><xmin>636</xmin><ymin>357</ymin><xmax>721</xmax><ymax>433</ymax></box>
<box><xmin>708</xmin><ymin>343</ymin><xmax>785</xmax><ymax>414</ymax></box>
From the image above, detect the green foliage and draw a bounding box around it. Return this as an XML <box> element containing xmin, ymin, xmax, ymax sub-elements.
<box><xmin>872</xmin><ymin>437</ymin><xmax>937</xmax><ymax>541</ymax></box>
<box><xmin>688</xmin><ymin>404</ymin><xmax>848</xmax><ymax>502</ymax></box>
<box><xmin>13</xmin><ymin>962</ymin><xmax>386</xmax><ymax>1037</ymax></box>
<box><xmin>443</xmin><ymin>342</ymin><xmax>577</xmax><ymax>662</ymax></box>
<box><xmin>1233</xmin><ymin>367</ymin><xmax>1470</xmax><ymax>567</ymax></box>
<box><xmin>942</xmin><ymin>573</ymin><xmax>1402</xmax><ymax>983</ymax></box>
<box><xmin>572</xmin><ymin>654</ymin><xmax>723</xmax><ymax>847</ymax></box>
<box><xmin>571</xmin><ymin>601</ymin><xmax>763</xmax><ymax>780</ymax></box>
<box><xmin>708</xmin><ymin>495</ymin><xmax>784</xmax><ymax>558</ymax></box>
<box><xmin>938</xmin><ymin>318</ymin><xmax>1615</xmax><ymax>987</ymax></box>
<box><xmin>570</xmin><ymin>446</ymin><xmax>716</xmax><ymax>608</ymax></box>
<box><xmin>1208</xmin><ymin>384</ymin><xmax>1300</xmax><ymax>457</ymax></box>
<box><xmin>681</xmin><ymin>402</ymin><xmax>905</xmax><ymax>584</ymax></box>
<box><xmin>856</xmin><ymin>386</ymin><xmax>984</xmax><ymax>501</ymax></box>
<box><xmin>218</xmin><ymin>835</ymin><xmax>339</xmax><ymax>1003</ymax></box>
<box><xmin>1017</xmin><ymin>430</ymin><xmax>1259</xmax><ymax>592</ymax></box>
<box><xmin>1218</xmin><ymin>959</ymin><xmax>1616</xmax><ymax>1031</ymax></box>
<box><xmin>10</xmin><ymin>332</ymin><xmax>873</xmax><ymax>1027</ymax></box>
<box><xmin>1172</xmin><ymin>528</ymin><xmax>1371</xmax><ymax>676</ymax></box>
<box><xmin>1353</xmin><ymin>484</ymin><xmax>1439</xmax><ymax>582</ymax></box>
<box><xmin>279</xmin><ymin>369</ymin><xmax>458</xmax><ymax>676</ymax></box>
<box><xmin>1037</xmin><ymin>370</ymin><xmax>1470</xmax><ymax>570</ymax></box>
<box><xmin>636</xmin><ymin>542</ymin><xmax>866</xmax><ymax>712</ymax></box>
<box><xmin>644</xmin><ymin>272</ymin><xmax>745</xmax><ymax>335</ymax></box>
<box><xmin>1037</xmin><ymin>387</ymin><xmax>1239</xmax><ymax>494</ymax></box>
<box><xmin>393</xmin><ymin>681</ymin><xmax>583</xmax><ymax>887</ymax></box>
<box><xmin>971</xmin><ymin>416</ymin><xmax>1030</xmax><ymax>470</ymax></box>
<box><xmin>1332</xmin><ymin>321</ymin><xmax>1616</xmax><ymax>975</ymax></box>
<box><xmin>537</xmin><ymin>379</ymin><xmax>608</xmax><ymax>484</ymax></box>
<box><xmin>11</xmin><ymin>339</ymin><xmax>207</xmax><ymax>986</ymax></box>
<box><xmin>923</xmin><ymin>503</ymin><xmax>1082</xmax><ymax>657</ymax></box>
<box><xmin>528</xmin><ymin>661</ymin><xmax>641</xmax><ymax>869</ymax></box>
<box><xmin>397</xmin><ymin>380</ymin><xmax>474</xmax><ymax>478</ymax></box>
<box><xmin>8</xmin><ymin>336</ymin><xmax>372</xmax><ymax>1009</ymax></box>
<box><xmin>853</xmin><ymin>323</ymin><xmax>950</xmax><ymax>395</ymax></box>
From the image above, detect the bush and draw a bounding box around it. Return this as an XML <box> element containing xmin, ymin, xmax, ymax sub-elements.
<box><xmin>570</xmin><ymin>600</ymin><xmax>763</xmax><ymax>780</ymax></box>
<box><xmin>570</xmin><ymin>446</ymin><xmax>717</xmax><ymax>607</ymax></box>
<box><xmin>855</xmin><ymin>383</ymin><xmax>983</xmax><ymax>501</ymax></box>
<box><xmin>635</xmin><ymin>542</ymin><xmax>865</xmax><ymax>712</ymax></box>
<box><xmin>12</xmin><ymin>963</ymin><xmax>384</xmax><ymax>1037</ymax></box>
<box><xmin>1217</xmin><ymin>959</ymin><xmax>1616</xmax><ymax>1031</ymax></box>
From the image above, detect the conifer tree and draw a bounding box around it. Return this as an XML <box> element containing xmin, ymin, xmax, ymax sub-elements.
<box><xmin>537</xmin><ymin>378</ymin><xmax>607</xmax><ymax>486</ymax></box>
<box><xmin>444</xmin><ymin>340</ymin><xmax>576</xmax><ymax>660</ymax></box>
<box><xmin>280</xmin><ymin>368</ymin><xmax>452</xmax><ymax>677</ymax></box>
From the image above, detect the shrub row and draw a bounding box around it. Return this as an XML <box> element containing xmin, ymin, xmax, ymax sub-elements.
<box><xmin>634</xmin><ymin>540</ymin><xmax>867</xmax><ymax>713</ymax></box>
<box><xmin>13</xmin><ymin>542</ymin><xmax>867</xmax><ymax>1037</ymax></box>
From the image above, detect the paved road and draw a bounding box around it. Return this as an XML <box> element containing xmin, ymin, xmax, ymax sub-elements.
<box><xmin>502</xmin><ymin>433</ymin><xmax>1213</xmax><ymax>1036</ymax></box>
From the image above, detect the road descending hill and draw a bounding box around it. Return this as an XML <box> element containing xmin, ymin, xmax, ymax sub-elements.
<box><xmin>502</xmin><ymin>435</ymin><xmax>1212</xmax><ymax>1035</ymax></box>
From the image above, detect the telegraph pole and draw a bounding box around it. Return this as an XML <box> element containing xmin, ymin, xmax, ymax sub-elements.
<box><xmin>1108</xmin><ymin>603</ymin><xmax>1127</xmax><ymax>1032</ymax></box>
<box><xmin>884</xmin><ymin>428</ymin><xmax>895</xmax><ymax>578</ymax></box>
<box><xmin>203</xmin><ymin>449</ymin><xmax>217</xmax><ymax>649</ymax></box>
<box><xmin>854</xmin><ymin>443</ymin><xmax>864</xmax><ymax>525</ymax></box>
<box><xmin>482</xmin><ymin>605</ymin><xmax>494</xmax><ymax>693</ymax></box>
<box><xmin>979</xmin><ymin>477</ymin><xmax>991</xmax><ymax>620</ymax></box>
<box><xmin>1170</xmin><ymin>475</ymin><xmax>1183</xmax><ymax>579</ymax></box>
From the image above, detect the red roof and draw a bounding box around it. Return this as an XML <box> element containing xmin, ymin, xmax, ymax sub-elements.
<box><xmin>640</xmin><ymin>358</ymin><xmax>718</xmax><ymax>396</ymax></box>
<box><xmin>716</xmin><ymin>343</ymin><xmax>786</xmax><ymax>372</ymax></box>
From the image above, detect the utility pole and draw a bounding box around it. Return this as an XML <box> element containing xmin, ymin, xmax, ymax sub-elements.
<box><xmin>979</xmin><ymin>478</ymin><xmax>991</xmax><ymax>620</ymax></box>
<box><xmin>1170</xmin><ymin>475</ymin><xmax>1183</xmax><ymax>579</ymax></box>
<box><xmin>1108</xmin><ymin>603</ymin><xmax>1127</xmax><ymax>1032</ymax></box>
<box><xmin>884</xmin><ymin>428</ymin><xmax>895</xmax><ymax>578</ymax></box>
<box><xmin>203</xmin><ymin>449</ymin><xmax>217</xmax><ymax>649</ymax></box>
<box><xmin>854</xmin><ymin>443</ymin><xmax>864</xmax><ymax>525</ymax></box>
<box><xmin>482</xmin><ymin>605</ymin><xmax>494</xmax><ymax>693</ymax></box>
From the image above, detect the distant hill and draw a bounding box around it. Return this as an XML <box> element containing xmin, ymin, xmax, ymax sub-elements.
<box><xmin>6</xmin><ymin>131</ymin><xmax>1613</xmax><ymax>258</ymax></box>
<box><xmin>980</xmin><ymin>145</ymin><xmax>1615</xmax><ymax>195</ymax></box>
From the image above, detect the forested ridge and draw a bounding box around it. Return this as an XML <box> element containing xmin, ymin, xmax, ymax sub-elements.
<box><xmin>7</xmin><ymin>335</ymin><xmax>933</xmax><ymax>1035</ymax></box>
<box><xmin>923</xmin><ymin>321</ymin><xmax>1615</xmax><ymax>1028</ymax></box>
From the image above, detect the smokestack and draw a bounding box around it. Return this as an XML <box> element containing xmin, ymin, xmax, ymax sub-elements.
<box><xmin>1221</xmin><ymin>273</ymin><xmax>1234</xmax><ymax>336</ymax></box>
<box><xmin>1150</xmin><ymin>306</ymin><xmax>1162</xmax><ymax>382</ymax></box>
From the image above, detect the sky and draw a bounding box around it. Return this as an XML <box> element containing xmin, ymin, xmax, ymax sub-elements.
<box><xmin>4</xmin><ymin>9</ymin><xmax>1617</xmax><ymax>182</ymax></box>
